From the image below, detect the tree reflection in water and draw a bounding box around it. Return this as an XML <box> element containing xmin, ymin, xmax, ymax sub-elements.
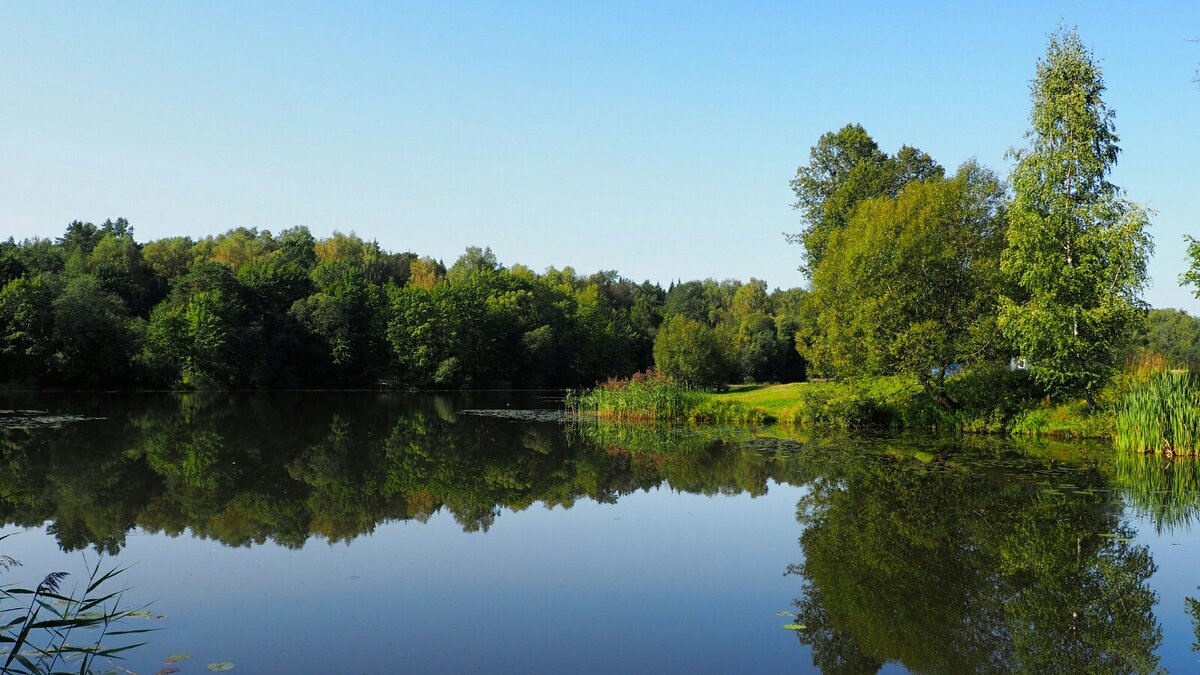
<box><xmin>787</xmin><ymin>438</ymin><xmax>1162</xmax><ymax>674</ymax></box>
<box><xmin>0</xmin><ymin>392</ymin><xmax>1191</xmax><ymax>672</ymax></box>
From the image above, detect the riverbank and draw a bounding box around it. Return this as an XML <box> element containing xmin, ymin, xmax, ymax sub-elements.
<box><xmin>568</xmin><ymin>371</ymin><xmax>1114</xmax><ymax>438</ymax></box>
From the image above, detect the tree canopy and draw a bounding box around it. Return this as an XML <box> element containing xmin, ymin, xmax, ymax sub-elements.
<box><xmin>0</xmin><ymin>224</ymin><xmax>809</xmax><ymax>390</ymax></box>
<box><xmin>803</xmin><ymin>161</ymin><xmax>1007</xmax><ymax>408</ymax></box>
<box><xmin>789</xmin><ymin>124</ymin><xmax>943</xmax><ymax>276</ymax></box>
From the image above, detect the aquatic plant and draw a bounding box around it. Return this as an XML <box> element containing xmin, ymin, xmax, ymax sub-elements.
<box><xmin>0</xmin><ymin>546</ymin><xmax>150</xmax><ymax>675</ymax></box>
<box><xmin>1113</xmin><ymin>371</ymin><xmax>1200</xmax><ymax>455</ymax></box>
<box><xmin>567</xmin><ymin>370</ymin><xmax>704</xmax><ymax>422</ymax></box>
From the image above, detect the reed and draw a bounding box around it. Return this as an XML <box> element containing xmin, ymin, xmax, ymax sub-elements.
<box><xmin>0</xmin><ymin>545</ymin><xmax>150</xmax><ymax>675</ymax></box>
<box><xmin>567</xmin><ymin>370</ymin><xmax>704</xmax><ymax>422</ymax></box>
<box><xmin>1113</xmin><ymin>371</ymin><xmax>1200</xmax><ymax>455</ymax></box>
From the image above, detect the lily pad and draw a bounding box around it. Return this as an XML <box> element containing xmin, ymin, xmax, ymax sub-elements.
<box><xmin>126</xmin><ymin>610</ymin><xmax>155</xmax><ymax>618</ymax></box>
<box><xmin>157</xmin><ymin>669</ymin><xmax>181</xmax><ymax>675</ymax></box>
<box><xmin>207</xmin><ymin>663</ymin><xmax>235</xmax><ymax>671</ymax></box>
<box><xmin>782</xmin><ymin>624</ymin><xmax>807</xmax><ymax>631</ymax></box>
<box><xmin>165</xmin><ymin>654</ymin><xmax>191</xmax><ymax>663</ymax></box>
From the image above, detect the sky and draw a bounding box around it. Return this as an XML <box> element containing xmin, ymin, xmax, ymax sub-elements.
<box><xmin>2</xmin><ymin>1</ymin><xmax>1198</xmax><ymax>310</ymax></box>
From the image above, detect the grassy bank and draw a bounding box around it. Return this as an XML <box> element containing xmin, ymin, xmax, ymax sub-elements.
<box><xmin>569</xmin><ymin>368</ymin><xmax>1115</xmax><ymax>438</ymax></box>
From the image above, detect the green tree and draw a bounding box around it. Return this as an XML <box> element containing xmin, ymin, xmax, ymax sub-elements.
<box><xmin>999</xmin><ymin>28</ymin><xmax>1153</xmax><ymax>405</ymax></box>
<box><xmin>142</xmin><ymin>262</ymin><xmax>251</xmax><ymax>388</ymax></box>
<box><xmin>789</xmin><ymin>124</ymin><xmax>943</xmax><ymax>275</ymax></box>
<box><xmin>0</xmin><ymin>275</ymin><xmax>56</xmax><ymax>384</ymax></box>
<box><xmin>652</xmin><ymin>314</ymin><xmax>727</xmax><ymax>389</ymax></box>
<box><xmin>292</xmin><ymin>258</ymin><xmax>388</xmax><ymax>385</ymax></box>
<box><xmin>237</xmin><ymin>258</ymin><xmax>314</xmax><ymax>386</ymax></box>
<box><xmin>277</xmin><ymin>226</ymin><xmax>318</xmax><ymax>270</ymax></box>
<box><xmin>1132</xmin><ymin>308</ymin><xmax>1200</xmax><ymax>369</ymax></box>
<box><xmin>51</xmin><ymin>275</ymin><xmax>135</xmax><ymax>387</ymax></box>
<box><xmin>142</xmin><ymin>236</ymin><xmax>196</xmax><ymax>281</ymax></box>
<box><xmin>804</xmin><ymin>162</ymin><xmax>1007</xmax><ymax>407</ymax></box>
<box><xmin>86</xmin><ymin>232</ymin><xmax>162</xmax><ymax>315</ymax></box>
<box><xmin>1182</xmin><ymin>236</ymin><xmax>1200</xmax><ymax>297</ymax></box>
<box><xmin>446</xmin><ymin>246</ymin><xmax>501</xmax><ymax>285</ymax></box>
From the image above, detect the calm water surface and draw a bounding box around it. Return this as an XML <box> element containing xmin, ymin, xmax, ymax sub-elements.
<box><xmin>0</xmin><ymin>392</ymin><xmax>1198</xmax><ymax>673</ymax></box>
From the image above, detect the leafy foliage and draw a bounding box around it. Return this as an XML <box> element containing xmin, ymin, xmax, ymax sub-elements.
<box><xmin>0</xmin><ymin>226</ymin><xmax>808</xmax><ymax>390</ymax></box>
<box><xmin>999</xmin><ymin>27</ymin><xmax>1152</xmax><ymax>403</ymax></box>
<box><xmin>789</xmin><ymin>123</ymin><xmax>943</xmax><ymax>275</ymax></box>
<box><xmin>803</xmin><ymin>161</ymin><xmax>1007</xmax><ymax>406</ymax></box>
<box><xmin>651</xmin><ymin>315</ymin><xmax>728</xmax><ymax>389</ymax></box>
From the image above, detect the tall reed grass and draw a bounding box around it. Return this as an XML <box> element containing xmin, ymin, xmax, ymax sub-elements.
<box><xmin>1113</xmin><ymin>371</ymin><xmax>1200</xmax><ymax>455</ymax></box>
<box><xmin>0</xmin><ymin>544</ymin><xmax>150</xmax><ymax>675</ymax></box>
<box><xmin>567</xmin><ymin>371</ymin><xmax>703</xmax><ymax>422</ymax></box>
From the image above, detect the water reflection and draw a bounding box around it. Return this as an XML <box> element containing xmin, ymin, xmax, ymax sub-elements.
<box><xmin>786</xmin><ymin>437</ymin><xmax>1162</xmax><ymax>673</ymax></box>
<box><xmin>0</xmin><ymin>392</ymin><xmax>814</xmax><ymax>550</ymax></box>
<box><xmin>0</xmin><ymin>393</ymin><xmax>1197</xmax><ymax>672</ymax></box>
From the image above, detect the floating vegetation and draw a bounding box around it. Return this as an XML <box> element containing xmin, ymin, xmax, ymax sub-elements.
<box><xmin>782</xmin><ymin>624</ymin><xmax>807</xmax><ymax>631</ymax></box>
<box><xmin>124</xmin><ymin>609</ymin><xmax>166</xmax><ymax>619</ymax></box>
<box><xmin>0</xmin><ymin>411</ymin><xmax>104</xmax><ymax>429</ymax></box>
<box><xmin>1114</xmin><ymin>371</ymin><xmax>1200</xmax><ymax>455</ymax></box>
<box><xmin>207</xmin><ymin>662</ymin><xmax>235</xmax><ymax>671</ymax></box>
<box><xmin>156</xmin><ymin>669</ymin><xmax>181</xmax><ymax>675</ymax></box>
<box><xmin>457</xmin><ymin>408</ymin><xmax>570</xmax><ymax>423</ymax></box>
<box><xmin>164</xmin><ymin>653</ymin><xmax>191</xmax><ymax>663</ymax></box>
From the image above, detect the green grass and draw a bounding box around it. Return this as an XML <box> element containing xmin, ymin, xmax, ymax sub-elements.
<box><xmin>713</xmin><ymin>376</ymin><xmax>944</xmax><ymax>430</ymax></box>
<box><xmin>1008</xmin><ymin>400</ymin><xmax>1113</xmax><ymax>438</ymax></box>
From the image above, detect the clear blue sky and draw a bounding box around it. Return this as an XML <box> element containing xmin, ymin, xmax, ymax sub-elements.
<box><xmin>3</xmin><ymin>2</ymin><xmax>1198</xmax><ymax>309</ymax></box>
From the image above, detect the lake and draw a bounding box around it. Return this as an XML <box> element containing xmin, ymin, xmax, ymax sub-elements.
<box><xmin>0</xmin><ymin>391</ymin><xmax>1197</xmax><ymax>674</ymax></box>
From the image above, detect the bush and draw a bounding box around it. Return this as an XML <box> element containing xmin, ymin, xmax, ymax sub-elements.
<box><xmin>780</xmin><ymin>376</ymin><xmax>945</xmax><ymax>430</ymax></box>
<box><xmin>653</xmin><ymin>315</ymin><xmax>728</xmax><ymax>389</ymax></box>
<box><xmin>946</xmin><ymin>363</ymin><xmax>1044</xmax><ymax>432</ymax></box>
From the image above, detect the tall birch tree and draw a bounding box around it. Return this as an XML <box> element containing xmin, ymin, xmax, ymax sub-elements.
<box><xmin>999</xmin><ymin>27</ymin><xmax>1152</xmax><ymax>405</ymax></box>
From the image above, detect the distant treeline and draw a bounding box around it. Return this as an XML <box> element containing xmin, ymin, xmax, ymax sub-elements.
<box><xmin>0</xmin><ymin>220</ymin><xmax>806</xmax><ymax>389</ymax></box>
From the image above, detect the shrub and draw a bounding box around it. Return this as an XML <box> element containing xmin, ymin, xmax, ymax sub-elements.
<box><xmin>652</xmin><ymin>315</ymin><xmax>728</xmax><ymax>389</ymax></box>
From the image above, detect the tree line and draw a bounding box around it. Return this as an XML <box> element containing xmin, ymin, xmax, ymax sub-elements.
<box><xmin>0</xmin><ymin>221</ymin><xmax>807</xmax><ymax>389</ymax></box>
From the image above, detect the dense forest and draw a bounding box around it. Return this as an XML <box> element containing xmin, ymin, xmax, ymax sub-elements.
<box><xmin>0</xmin><ymin>220</ymin><xmax>806</xmax><ymax>390</ymax></box>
